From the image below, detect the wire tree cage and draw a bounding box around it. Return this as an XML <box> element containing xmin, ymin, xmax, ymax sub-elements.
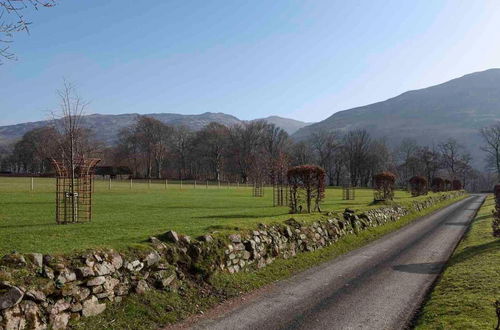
<box><xmin>51</xmin><ymin>157</ymin><xmax>100</xmax><ymax>224</ymax></box>
<box><xmin>253</xmin><ymin>182</ymin><xmax>264</xmax><ymax>197</ymax></box>
<box><xmin>342</xmin><ymin>185</ymin><xmax>356</xmax><ymax>200</ymax></box>
<box><xmin>272</xmin><ymin>153</ymin><xmax>289</xmax><ymax>207</ymax></box>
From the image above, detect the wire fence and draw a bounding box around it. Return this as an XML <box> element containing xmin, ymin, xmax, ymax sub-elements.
<box><xmin>0</xmin><ymin>176</ymin><xmax>279</xmax><ymax>193</ymax></box>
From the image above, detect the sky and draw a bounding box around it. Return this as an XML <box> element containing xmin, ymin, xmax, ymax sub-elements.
<box><xmin>1</xmin><ymin>0</ymin><xmax>500</xmax><ymax>125</ymax></box>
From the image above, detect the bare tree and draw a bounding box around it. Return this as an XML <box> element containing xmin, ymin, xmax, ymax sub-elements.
<box><xmin>416</xmin><ymin>145</ymin><xmax>441</xmax><ymax>184</ymax></box>
<box><xmin>11</xmin><ymin>126</ymin><xmax>59</xmax><ymax>173</ymax></box>
<box><xmin>343</xmin><ymin>129</ymin><xmax>371</xmax><ymax>186</ymax></box>
<box><xmin>1</xmin><ymin>0</ymin><xmax>55</xmax><ymax>63</ymax></box>
<box><xmin>395</xmin><ymin>138</ymin><xmax>419</xmax><ymax>184</ymax></box>
<box><xmin>480</xmin><ymin>123</ymin><xmax>500</xmax><ymax>180</ymax></box>
<box><xmin>438</xmin><ymin>138</ymin><xmax>464</xmax><ymax>179</ymax></box>
<box><xmin>227</xmin><ymin>121</ymin><xmax>267</xmax><ymax>183</ymax></box>
<box><xmin>193</xmin><ymin>122</ymin><xmax>229</xmax><ymax>181</ymax></box>
<box><xmin>52</xmin><ymin>80</ymin><xmax>89</xmax><ymax>223</ymax></box>
<box><xmin>290</xmin><ymin>141</ymin><xmax>314</xmax><ymax>166</ymax></box>
<box><xmin>262</xmin><ymin>124</ymin><xmax>289</xmax><ymax>184</ymax></box>
<box><xmin>170</xmin><ymin>125</ymin><xmax>193</xmax><ymax>180</ymax></box>
<box><xmin>309</xmin><ymin>130</ymin><xmax>339</xmax><ymax>185</ymax></box>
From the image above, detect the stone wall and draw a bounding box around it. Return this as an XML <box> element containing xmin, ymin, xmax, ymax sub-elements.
<box><xmin>0</xmin><ymin>191</ymin><xmax>464</xmax><ymax>329</ymax></box>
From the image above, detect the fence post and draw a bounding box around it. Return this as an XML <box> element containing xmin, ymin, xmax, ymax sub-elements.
<box><xmin>165</xmin><ymin>179</ymin><xmax>168</xmax><ymax>189</ymax></box>
<box><xmin>194</xmin><ymin>180</ymin><xmax>196</xmax><ymax>189</ymax></box>
<box><xmin>30</xmin><ymin>177</ymin><xmax>34</xmax><ymax>192</ymax></box>
<box><xmin>180</xmin><ymin>179</ymin><xmax>183</xmax><ymax>190</ymax></box>
<box><xmin>108</xmin><ymin>177</ymin><xmax>111</xmax><ymax>190</ymax></box>
<box><xmin>206</xmin><ymin>180</ymin><xmax>208</xmax><ymax>189</ymax></box>
<box><xmin>218</xmin><ymin>180</ymin><xmax>221</xmax><ymax>189</ymax></box>
<box><xmin>148</xmin><ymin>179</ymin><xmax>151</xmax><ymax>189</ymax></box>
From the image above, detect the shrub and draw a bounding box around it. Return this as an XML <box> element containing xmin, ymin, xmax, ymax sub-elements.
<box><xmin>452</xmin><ymin>179</ymin><xmax>462</xmax><ymax>191</ymax></box>
<box><xmin>409</xmin><ymin>176</ymin><xmax>428</xmax><ymax>197</ymax></box>
<box><xmin>373</xmin><ymin>171</ymin><xmax>396</xmax><ymax>201</ymax></box>
<box><xmin>431</xmin><ymin>177</ymin><xmax>445</xmax><ymax>192</ymax></box>
<box><xmin>493</xmin><ymin>184</ymin><xmax>500</xmax><ymax>238</ymax></box>
<box><xmin>287</xmin><ymin>165</ymin><xmax>325</xmax><ymax>213</ymax></box>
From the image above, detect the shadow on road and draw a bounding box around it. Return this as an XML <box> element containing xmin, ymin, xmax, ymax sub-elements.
<box><xmin>443</xmin><ymin>221</ymin><xmax>469</xmax><ymax>226</ymax></box>
<box><xmin>392</xmin><ymin>262</ymin><xmax>445</xmax><ymax>274</ymax></box>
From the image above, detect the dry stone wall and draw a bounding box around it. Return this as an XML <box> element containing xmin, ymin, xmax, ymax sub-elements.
<box><xmin>0</xmin><ymin>191</ymin><xmax>464</xmax><ymax>329</ymax></box>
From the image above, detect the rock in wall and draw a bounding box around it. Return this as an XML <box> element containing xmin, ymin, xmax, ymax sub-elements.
<box><xmin>0</xmin><ymin>191</ymin><xmax>464</xmax><ymax>329</ymax></box>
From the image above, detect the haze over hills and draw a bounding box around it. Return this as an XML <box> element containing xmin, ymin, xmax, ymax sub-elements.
<box><xmin>293</xmin><ymin>68</ymin><xmax>500</xmax><ymax>168</ymax></box>
<box><xmin>0</xmin><ymin>112</ymin><xmax>310</xmax><ymax>147</ymax></box>
<box><xmin>2</xmin><ymin>69</ymin><xmax>500</xmax><ymax>169</ymax></box>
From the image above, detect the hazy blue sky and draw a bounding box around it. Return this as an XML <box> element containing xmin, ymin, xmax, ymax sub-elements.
<box><xmin>1</xmin><ymin>0</ymin><xmax>500</xmax><ymax>125</ymax></box>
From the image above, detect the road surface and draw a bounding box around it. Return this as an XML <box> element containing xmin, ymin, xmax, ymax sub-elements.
<box><xmin>191</xmin><ymin>194</ymin><xmax>485</xmax><ymax>330</ymax></box>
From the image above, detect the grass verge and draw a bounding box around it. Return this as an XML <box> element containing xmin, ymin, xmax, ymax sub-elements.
<box><xmin>73</xmin><ymin>194</ymin><xmax>467</xmax><ymax>329</ymax></box>
<box><xmin>415</xmin><ymin>195</ymin><xmax>500</xmax><ymax>330</ymax></box>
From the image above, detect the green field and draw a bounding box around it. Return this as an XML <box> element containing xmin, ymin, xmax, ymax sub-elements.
<box><xmin>0</xmin><ymin>177</ymin><xmax>448</xmax><ymax>256</ymax></box>
<box><xmin>416</xmin><ymin>195</ymin><xmax>500</xmax><ymax>330</ymax></box>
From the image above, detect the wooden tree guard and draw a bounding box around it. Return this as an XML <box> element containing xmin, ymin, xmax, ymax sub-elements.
<box><xmin>273</xmin><ymin>184</ymin><xmax>288</xmax><ymax>206</ymax></box>
<box><xmin>342</xmin><ymin>185</ymin><xmax>355</xmax><ymax>200</ymax></box>
<box><xmin>253</xmin><ymin>182</ymin><xmax>264</xmax><ymax>197</ymax></box>
<box><xmin>51</xmin><ymin>158</ymin><xmax>100</xmax><ymax>224</ymax></box>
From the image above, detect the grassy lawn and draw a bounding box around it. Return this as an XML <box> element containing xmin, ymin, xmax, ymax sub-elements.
<box><xmin>416</xmin><ymin>195</ymin><xmax>500</xmax><ymax>330</ymax></box>
<box><xmin>0</xmin><ymin>177</ymin><xmax>453</xmax><ymax>256</ymax></box>
<box><xmin>73</xmin><ymin>193</ymin><xmax>467</xmax><ymax>330</ymax></box>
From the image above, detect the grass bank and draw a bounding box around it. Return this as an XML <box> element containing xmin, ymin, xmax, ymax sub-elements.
<box><xmin>416</xmin><ymin>195</ymin><xmax>500</xmax><ymax>330</ymax></box>
<box><xmin>0</xmin><ymin>177</ymin><xmax>450</xmax><ymax>256</ymax></box>
<box><xmin>73</xmin><ymin>193</ymin><xmax>467</xmax><ymax>329</ymax></box>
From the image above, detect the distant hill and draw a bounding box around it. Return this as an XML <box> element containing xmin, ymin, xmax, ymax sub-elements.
<box><xmin>293</xmin><ymin>68</ymin><xmax>500</xmax><ymax>168</ymax></box>
<box><xmin>256</xmin><ymin>116</ymin><xmax>312</xmax><ymax>134</ymax></box>
<box><xmin>0</xmin><ymin>112</ymin><xmax>309</xmax><ymax>147</ymax></box>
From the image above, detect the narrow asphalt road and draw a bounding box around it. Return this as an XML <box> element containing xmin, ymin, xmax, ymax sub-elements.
<box><xmin>191</xmin><ymin>194</ymin><xmax>485</xmax><ymax>330</ymax></box>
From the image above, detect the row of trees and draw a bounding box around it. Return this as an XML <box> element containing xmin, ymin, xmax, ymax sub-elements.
<box><xmin>1</xmin><ymin>114</ymin><xmax>480</xmax><ymax>190</ymax></box>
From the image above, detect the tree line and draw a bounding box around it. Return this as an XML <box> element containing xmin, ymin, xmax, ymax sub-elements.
<box><xmin>3</xmin><ymin>114</ymin><xmax>495</xmax><ymax>191</ymax></box>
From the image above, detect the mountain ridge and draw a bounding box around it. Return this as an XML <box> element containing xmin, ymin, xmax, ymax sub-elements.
<box><xmin>292</xmin><ymin>68</ymin><xmax>500</xmax><ymax>167</ymax></box>
<box><xmin>0</xmin><ymin>112</ymin><xmax>311</xmax><ymax>147</ymax></box>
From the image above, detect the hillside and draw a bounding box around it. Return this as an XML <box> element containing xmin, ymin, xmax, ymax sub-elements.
<box><xmin>0</xmin><ymin>112</ymin><xmax>309</xmax><ymax>147</ymax></box>
<box><xmin>293</xmin><ymin>68</ymin><xmax>500</xmax><ymax>167</ymax></box>
<box><xmin>256</xmin><ymin>116</ymin><xmax>313</xmax><ymax>134</ymax></box>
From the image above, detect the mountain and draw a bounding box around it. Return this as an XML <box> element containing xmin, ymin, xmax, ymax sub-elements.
<box><xmin>0</xmin><ymin>112</ymin><xmax>309</xmax><ymax>147</ymax></box>
<box><xmin>293</xmin><ymin>68</ymin><xmax>500</xmax><ymax>167</ymax></box>
<box><xmin>256</xmin><ymin>116</ymin><xmax>312</xmax><ymax>134</ymax></box>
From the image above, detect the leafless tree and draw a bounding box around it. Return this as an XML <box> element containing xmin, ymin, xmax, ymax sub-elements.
<box><xmin>290</xmin><ymin>141</ymin><xmax>314</xmax><ymax>166</ymax></box>
<box><xmin>170</xmin><ymin>125</ymin><xmax>193</xmax><ymax>180</ymax></box>
<box><xmin>262</xmin><ymin>124</ymin><xmax>290</xmax><ymax>184</ymax></box>
<box><xmin>343</xmin><ymin>129</ymin><xmax>372</xmax><ymax>186</ymax></box>
<box><xmin>193</xmin><ymin>122</ymin><xmax>229</xmax><ymax>181</ymax></box>
<box><xmin>438</xmin><ymin>138</ymin><xmax>464</xmax><ymax>179</ymax></box>
<box><xmin>0</xmin><ymin>0</ymin><xmax>55</xmax><ymax>63</ymax></box>
<box><xmin>309</xmin><ymin>130</ymin><xmax>339</xmax><ymax>185</ymax></box>
<box><xmin>395</xmin><ymin>138</ymin><xmax>419</xmax><ymax>184</ymax></box>
<box><xmin>11</xmin><ymin>126</ymin><xmax>59</xmax><ymax>172</ymax></box>
<box><xmin>51</xmin><ymin>80</ymin><xmax>89</xmax><ymax>223</ymax></box>
<box><xmin>227</xmin><ymin>121</ymin><xmax>267</xmax><ymax>183</ymax></box>
<box><xmin>416</xmin><ymin>145</ymin><xmax>441</xmax><ymax>184</ymax></box>
<box><xmin>480</xmin><ymin>123</ymin><xmax>500</xmax><ymax>180</ymax></box>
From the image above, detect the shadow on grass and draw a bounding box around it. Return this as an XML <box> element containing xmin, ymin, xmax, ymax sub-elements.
<box><xmin>203</xmin><ymin>224</ymin><xmax>242</xmax><ymax>231</ymax></box>
<box><xmin>196</xmin><ymin>213</ymin><xmax>287</xmax><ymax>219</ymax></box>
<box><xmin>0</xmin><ymin>223</ymin><xmax>55</xmax><ymax>229</ymax></box>
<box><xmin>0</xmin><ymin>201</ymin><xmax>52</xmax><ymax>205</ymax></box>
<box><xmin>393</xmin><ymin>262</ymin><xmax>445</xmax><ymax>274</ymax></box>
<box><xmin>474</xmin><ymin>214</ymin><xmax>493</xmax><ymax>221</ymax></box>
<box><xmin>447</xmin><ymin>239</ymin><xmax>500</xmax><ymax>267</ymax></box>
